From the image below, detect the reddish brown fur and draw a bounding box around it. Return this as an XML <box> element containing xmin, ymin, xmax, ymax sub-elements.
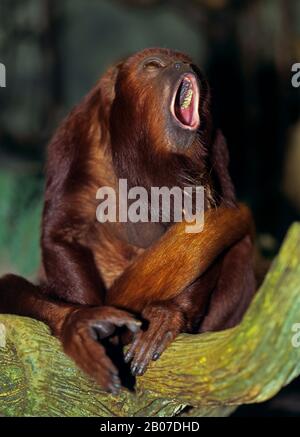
<box><xmin>107</xmin><ymin>204</ymin><xmax>253</xmax><ymax>311</ymax></box>
<box><xmin>0</xmin><ymin>48</ymin><xmax>256</xmax><ymax>392</ymax></box>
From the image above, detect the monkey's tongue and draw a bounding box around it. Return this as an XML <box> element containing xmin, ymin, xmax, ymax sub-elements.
<box><xmin>174</xmin><ymin>77</ymin><xmax>198</xmax><ymax>128</ymax></box>
<box><xmin>176</xmin><ymin>96</ymin><xmax>194</xmax><ymax>125</ymax></box>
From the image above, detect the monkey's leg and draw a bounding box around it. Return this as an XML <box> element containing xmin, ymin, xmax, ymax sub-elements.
<box><xmin>200</xmin><ymin>235</ymin><xmax>256</xmax><ymax>332</ymax></box>
<box><xmin>0</xmin><ymin>274</ymin><xmax>140</xmax><ymax>393</ymax></box>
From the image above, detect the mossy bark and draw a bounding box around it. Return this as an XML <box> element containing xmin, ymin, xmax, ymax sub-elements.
<box><xmin>1</xmin><ymin>224</ymin><xmax>300</xmax><ymax>417</ymax></box>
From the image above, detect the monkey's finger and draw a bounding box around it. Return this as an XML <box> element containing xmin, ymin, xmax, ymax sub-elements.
<box><xmin>90</xmin><ymin>307</ymin><xmax>141</xmax><ymax>337</ymax></box>
<box><xmin>91</xmin><ymin>321</ymin><xmax>115</xmax><ymax>339</ymax></box>
<box><xmin>78</xmin><ymin>330</ymin><xmax>120</xmax><ymax>376</ymax></box>
<box><xmin>130</xmin><ymin>329</ymin><xmax>163</xmax><ymax>375</ymax></box>
<box><xmin>110</xmin><ymin>317</ymin><xmax>142</xmax><ymax>333</ymax></box>
<box><xmin>83</xmin><ymin>346</ymin><xmax>121</xmax><ymax>394</ymax></box>
<box><xmin>68</xmin><ymin>329</ymin><xmax>121</xmax><ymax>394</ymax></box>
<box><xmin>124</xmin><ymin>332</ymin><xmax>143</xmax><ymax>363</ymax></box>
<box><xmin>124</xmin><ymin>320</ymin><xmax>142</xmax><ymax>334</ymax></box>
<box><xmin>152</xmin><ymin>331</ymin><xmax>174</xmax><ymax>361</ymax></box>
<box><xmin>131</xmin><ymin>327</ymin><xmax>177</xmax><ymax>376</ymax></box>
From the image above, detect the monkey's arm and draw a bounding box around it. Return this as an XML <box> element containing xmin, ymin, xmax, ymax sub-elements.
<box><xmin>41</xmin><ymin>211</ymin><xmax>106</xmax><ymax>306</ymax></box>
<box><xmin>107</xmin><ymin>204</ymin><xmax>254</xmax><ymax>376</ymax></box>
<box><xmin>107</xmin><ymin>203</ymin><xmax>253</xmax><ymax>311</ymax></box>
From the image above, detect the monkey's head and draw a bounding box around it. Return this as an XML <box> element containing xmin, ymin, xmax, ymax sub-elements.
<box><xmin>105</xmin><ymin>48</ymin><xmax>212</xmax><ymax>186</ymax></box>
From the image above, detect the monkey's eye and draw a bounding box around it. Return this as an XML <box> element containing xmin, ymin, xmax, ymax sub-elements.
<box><xmin>143</xmin><ymin>57</ymin><xmax>165</xmax><ymax>70</ymax></box>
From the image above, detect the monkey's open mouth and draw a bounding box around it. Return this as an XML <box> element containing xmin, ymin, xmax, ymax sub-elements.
<box><xmin>171</xmin><ymin>73</ymin><xmax>200</xmax><ymax>130</ymax></box>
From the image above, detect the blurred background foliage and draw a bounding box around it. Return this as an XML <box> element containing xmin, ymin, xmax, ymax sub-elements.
<box><xmin>0</xmin><ymin>0</ymin><xmax>300</xmax><ymax>415</ymax></box>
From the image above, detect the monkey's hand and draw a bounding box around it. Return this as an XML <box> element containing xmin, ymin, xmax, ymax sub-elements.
<box><xmin>124</xmin><ymin>302</ymin><xmax>183</xmax><ymax>376</ymax></box>
<box><xmin>60</xmin><ymin>306</ymin><xmax>141</xmax><ymax>394</ymax></box>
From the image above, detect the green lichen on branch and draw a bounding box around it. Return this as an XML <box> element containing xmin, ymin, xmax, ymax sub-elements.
<box><xmin>0</xmin><ymin>224</ymin><xmax>300</xmax><ymax>417</ymax></box>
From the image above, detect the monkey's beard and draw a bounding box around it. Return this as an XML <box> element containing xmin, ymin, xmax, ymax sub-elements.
<box><xmin>171</xmin><ymin>73</ymin><xmax>200</xmax><ymax>130</ymax></box>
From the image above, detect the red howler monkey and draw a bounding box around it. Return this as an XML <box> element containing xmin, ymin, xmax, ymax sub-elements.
<box><xmin>0</xmin><ymin>48</ymin><xmax>256</xmax><ymax>393</ymax></box>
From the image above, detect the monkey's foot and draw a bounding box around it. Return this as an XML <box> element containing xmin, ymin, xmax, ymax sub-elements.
<box><xmin>124</xmin><ymin>303</ymin><xmax>183</xmax><ymax>377</ymax></box>
<box><xmin>61</xmin><ymin>306</ymin><xmax>141</xmax><ymax>394</ymax></box>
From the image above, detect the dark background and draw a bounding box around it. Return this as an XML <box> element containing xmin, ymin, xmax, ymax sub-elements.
<box><xmin>0</xmin><ymin>0</ymin><xmax>300</xmax><ymax>416</ymax></box>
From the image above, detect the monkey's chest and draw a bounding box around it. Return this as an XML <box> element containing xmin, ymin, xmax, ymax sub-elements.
<box><xmin>88</xmin><ymin>223</ymin><xmax>140</xmax><ymax>289</ymax></box>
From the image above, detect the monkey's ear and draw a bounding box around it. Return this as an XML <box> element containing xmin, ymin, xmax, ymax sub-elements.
<box><xmin>95</xmin><ymin>63</ymin><xmax>122</xmax><ymax>141</ymax></box>
<box><xmin>97</xmin><ymin>63</ymin><xmax>122</xmax><ymax>108</ymax></box>
<box><xmin>210</xmin><ymin>129</ymin><xmax>236</xmax><ymax>207</ymax></box>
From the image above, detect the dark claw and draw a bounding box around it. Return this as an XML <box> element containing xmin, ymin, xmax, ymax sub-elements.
<box><xmin>137</xmin><ymin>365</ymin><xmax>146</xmax><ymax>376</ymax></box>
<box><xmin>131</xmin><ymin>364</ymin><xmax>138</xmax><ymax>376</ymax></box>
<box><xmin>109</xmin><ymin>374</ymin><xmax>121</xmax><ymax>393</ymax></box>
<box><xmin>112</xmin><ymin>374</ymin><xmax>120</xmax><ymax>384</ymax></box>
<box><xmin>109</xmin><ymin>384</ymin><xmax>120</xmax><ymax>395</ymax></box>
<box><xmin>124</xmin><ymin>351</ymin><xmax>132</xmax><ymax>363</ymax></box>
<box><xmin>127</xmin><ymin>321</ymin><xmax>142</xmax><ymax>333</ymax></box>
<box><xmin>110</xmin><ymin>368</ymin><xmax>119</xmax><ymax>377</ymax></box>
<box><xmin>152</xmin><ymin>352</ymin><xmax>160</xmax><ymax>361</ymax></box>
